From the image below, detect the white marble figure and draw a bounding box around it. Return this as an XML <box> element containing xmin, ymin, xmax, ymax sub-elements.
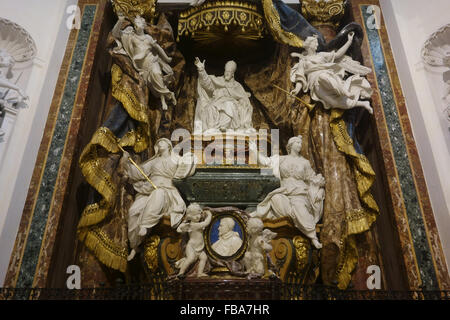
<box><xmin>175</xmin><ymin>204</ymin><xmax>212</xmax><ymax>277</ymax></box>
<box><xmin>0</xmin><ymin>49</ymin><xmax>29</xmax><ymax>137</ymax></box>
<box><xmin>290</xmin><ymin>33</ymin><xmax>374</xmax><ymax>114</ymax></box>
<box><xmin>243</xmin><ymin>218</ymin><xmax>277</xmax><ymax>277</ymax></box>
<box><xmin>250</xmin><ymin>135</ymin><xmax>325</xmax><ymax>249</ymax></box>
<box><xmin>112</xmin><ymin>14</ymin><xmax>176</xmax><ymax>110</ymax></box>
<box><xmin>194</xmin><ymin>57</ymin><xmax>255</xmax><ymax>134</ymax></box>
<box><xmin>121</xmin><ymin>138</ymin><xmax>196</xmax><ymax>261</ymax></box>
<box><xmin>211</xmin><ymin>217</ymin><xmax>243</xmax><ymax>256</ymax></box>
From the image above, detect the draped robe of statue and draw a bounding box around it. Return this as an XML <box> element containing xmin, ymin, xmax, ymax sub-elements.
<box><xmin>255</xmin><ymin>154</ymin><xmax>324</xmax><ymax>241</ymax></box>
<box><xmin>125</xmin><ymin>148</ymin><xmax>196</xmax><ymax>252</ymax></box>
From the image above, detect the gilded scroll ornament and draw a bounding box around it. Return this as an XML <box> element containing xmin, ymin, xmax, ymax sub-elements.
<box><xmin>111</xmin><ymin>0</ymin><xmax>157</xmax><ymax>21</ymax></box>
<box><xmin>301</xmin><ymin>0</ymin><xmax>346</xmax><ymax>30</ymax></box>
<box><xmin>144</xmin><ymin>235</ymin><xmax>161</xmax><ymax>273</ymax></box>
<box><xmin>293</xmin><ymin>236</ymin><xmax>310</xmax><ymax>274</ymax></box>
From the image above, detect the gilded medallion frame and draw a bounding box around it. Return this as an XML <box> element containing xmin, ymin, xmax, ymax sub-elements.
<box><xmin>204</xmin><ymin>210</ymin><xmax>248</xmax><ymax>261</ymax></box>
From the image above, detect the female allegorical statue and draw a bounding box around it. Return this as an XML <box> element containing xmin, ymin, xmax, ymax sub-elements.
<box><xmin>250</xmin><ymin>135</ymin><xmax>325</xmax><ymax>249</ymax></box>
<box><xmin>121</xmin><ymin>138</ymin><xmax>196</xmax><ymax>261</ymax></box>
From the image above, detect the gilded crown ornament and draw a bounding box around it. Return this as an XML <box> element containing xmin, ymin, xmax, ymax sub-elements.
<box><xmin>177</xmin><ymin>1</ymin><xmax>266</xmax><ymax>42</ymax></box>
<box><xmin>301</xmin><ymin>0</ymin><xmax>346</xmax><ymax>30</ymax></box>
<box><xmin>111</xmin><ymin>0</ymin><xmax>157</xmax><ymax>20</ymax></box>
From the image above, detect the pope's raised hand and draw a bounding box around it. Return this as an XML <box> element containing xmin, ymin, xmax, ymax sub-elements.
<box><xmin>194</xmin><ymin>57</ymin><xmax>206</xmax><ymax>70</ymax></box>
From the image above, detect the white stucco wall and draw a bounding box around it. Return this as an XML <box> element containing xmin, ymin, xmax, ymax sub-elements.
<box><xmin>380</xmin><ymin>0</ymin><xmax>450</xmax><ymax>270</ymax></box>
<box><xmin>0</xmin><ymin>0</ymin><xmax>77</xmax><ymax>286</ymax></box>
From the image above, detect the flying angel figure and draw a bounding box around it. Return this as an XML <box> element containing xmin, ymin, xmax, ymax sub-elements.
<box><xmin>290</xmin><ymin>32</ymin><xmax>374</xmax><ymax>114</ymax></box>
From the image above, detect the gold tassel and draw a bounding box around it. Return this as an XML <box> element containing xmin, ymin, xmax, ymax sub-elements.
<box><xmin>78</xmin><ymin>228</ymin><xmax>128</xmax><ymax>273</ymax></box>
<box><xmin>77</xmin><ymin>200</ymin><xmax>110</xmax><ymax>228</ymax></box>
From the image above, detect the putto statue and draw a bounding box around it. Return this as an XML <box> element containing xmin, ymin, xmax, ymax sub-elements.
<box><xmin>175</xmin><ymin>203</ymin><xmax>212</xmax><ymax>278</ymax></box>
<box><xmin>194</xmin><ymin>57</ymin><xmax>255</xmax><ymax>134</ymax></box>
<box><xmin>250</xmin><ymin>135</ymin><xmax>325</xmax><ymax>249</ymax></box>
<box><xmin>290</xmin><ymin>32</ymin><xmax>374</xmax><ymax>114</ymax></box>
<box><xmin>121</xmin><ymin>138</ymin><xmax>196</xmax><ymax>261</ymax></box>
<box><xmin>243</xmin><ymin>218</ymin><xmax>277</xmax><ymax>278</ymax></box>
<box><xmin>112</xmin><ymin>14</ymin><xmax>176</xmax><ymax>110</ymax></box>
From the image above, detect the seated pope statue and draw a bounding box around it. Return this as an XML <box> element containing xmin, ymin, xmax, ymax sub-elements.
<box><xmin>194</xmin><ymin>57</ymin><xmax>255</xmax><ymax>134</ymax></box>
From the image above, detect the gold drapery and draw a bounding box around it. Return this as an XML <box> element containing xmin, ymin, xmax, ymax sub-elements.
<box><xmin>261</xmin><ymin>0</ymin><xmax>304</xmax><ymax>48</ymax></box>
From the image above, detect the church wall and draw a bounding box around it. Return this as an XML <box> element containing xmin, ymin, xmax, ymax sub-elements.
<box><xmin>2</xmin><ymin>0</ymin><xmax>109</xmax><ymax>289</ymax></box>
<box><xmin>0</xmin><ymin>0</ymin><xmax>77</xmax><ymax>287</ymax></box>
<box><xmin>379</xmin><ymin>0</ymin><xmax>450</xmax><ymax>277</ymax></box>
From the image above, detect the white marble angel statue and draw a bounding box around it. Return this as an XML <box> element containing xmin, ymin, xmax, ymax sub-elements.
<box><xmin>290</xmin><ymin>32</ymin><xmax>374</xmax><ymax>114</ymax></box>
<box><xmin>175</xmin><ymin>203</ymin><xmax>212</xmax><ymax>277</ymax></box>
<box><xmin>0</xmin><ymin>49</ymin><xmax>29</xmax><ymax>137</ymax></box>
<box><xmin>250</xmin><ymin>135</ymin><xmax>325</xmax><ymax>249</ymax></box>
<box><xmin>243</xmin><ymin>218</ymin><xmax>277</xmax><ymax>277</ymax></box>
<box><xmin>121</xmin><ymin>138</ymin><xmax>197</xmax><ymax>261</ymax></box>
<box><xmin>0</xmin><ymin>49</ymin><xmax>28</xmax><ymax>102</ymax></box>
<box><xmin>194</xmin><ymin>57</ymin><xmax>255</xmax><ymax>134</ymax></box>
<box><xmin>112</xmin><ymin>14</ymin><xmax>176</xmax><ymax>110</ymax></box>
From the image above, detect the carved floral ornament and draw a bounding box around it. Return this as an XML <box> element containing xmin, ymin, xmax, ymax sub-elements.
<box><xmin>111</xmin><ymin>0</ymin><xmax>157</xmax><ymax>21</ymax></box>
<box><xmin>300</xmin><ymin>0</ymin><xmax>347</xmax><ymax>30</ymax></box>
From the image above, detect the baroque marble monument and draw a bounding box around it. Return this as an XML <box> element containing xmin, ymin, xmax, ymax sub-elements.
<box><xmin>24</xmin><ymin>0</ymin><xmax>445</xmax><ymax>297</ymax></box>
<box><xmin>72</xmin><ymin>0</ymin><xmax>381</xmax><ymax>291</ymax></box>
<box><xmin>5</xmin><ymin>0</ymin><xmax>450</xmax><ymax>301</ymax></box>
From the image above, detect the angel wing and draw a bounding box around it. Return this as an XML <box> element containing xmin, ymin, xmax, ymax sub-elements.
<box><xmin>337</xmin><ymin>55</ymin><xmax>372</xmax><ymax>76</ymax></box>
